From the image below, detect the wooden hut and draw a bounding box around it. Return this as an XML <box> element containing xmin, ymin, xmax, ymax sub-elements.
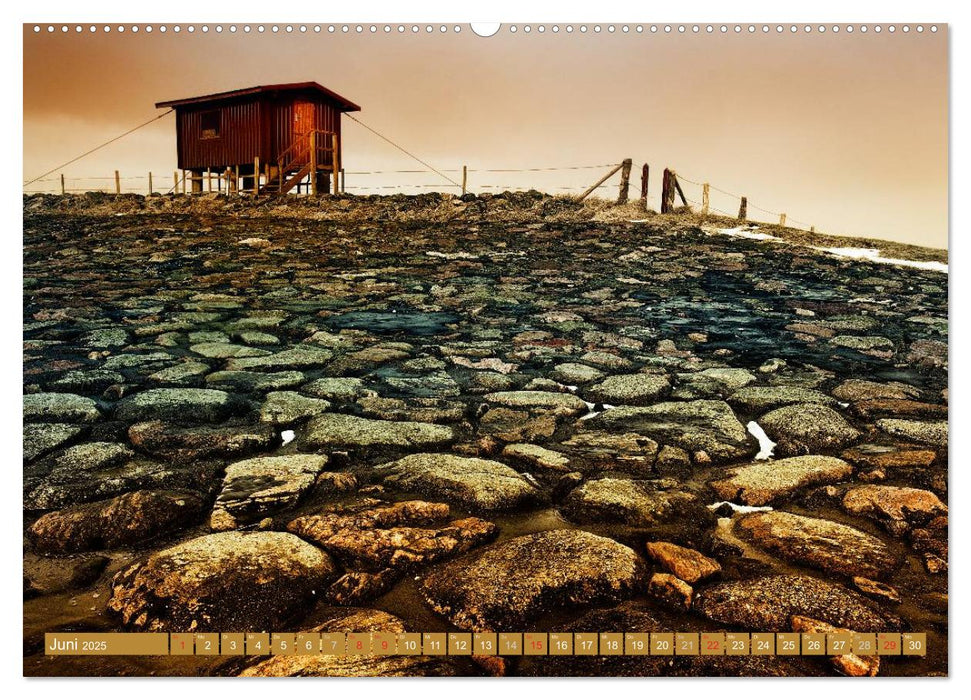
<box><xmin>156</xmin><ymin>82</ymin><xmax>361</xmax><ymax>195</ymax></box>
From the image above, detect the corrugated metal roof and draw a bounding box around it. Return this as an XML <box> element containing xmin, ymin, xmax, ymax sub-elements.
<box><xmin>156</xmin><ymin>82</ymin><xmax>361</xmax><ymax>112</ymax></box>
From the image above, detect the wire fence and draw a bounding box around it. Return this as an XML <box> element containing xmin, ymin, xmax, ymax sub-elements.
<box><xmin>675</xmin><ymin>172</ymin><xmax>814</xmax><ymax>232</ymax></box>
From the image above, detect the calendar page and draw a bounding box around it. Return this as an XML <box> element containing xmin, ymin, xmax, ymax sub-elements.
<box><xmin>21</xmin><ymin>14</ymin><xmax>948</xmax><ymax>681</ymax></box>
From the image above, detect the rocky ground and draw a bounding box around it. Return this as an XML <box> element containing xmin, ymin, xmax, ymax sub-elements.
<box><xmin>23</xmin><ymin>191</ymin><xmax>947</xmax><ymax>677</ymax></box>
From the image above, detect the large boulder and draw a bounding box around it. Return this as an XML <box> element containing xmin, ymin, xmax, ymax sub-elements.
<box><xmin>419</xmin><ymin>530</ymin><xmax>642</xmax><ymax>630</ymax></box>
<box><xmin>561</xmin><ymin>478</ymin><xmax>709</xmax><ymax>528</ymax></box>
<box><xmin>589</xmin><ymin>400</ymin><xmax>754</xmax><ymax>462</ymax></box>
<box><xmin>735</xmin><ymin>511</ymin><xmax>897</xmax><ymax>579</ymax></box>
<box><xmin>758</xmin><ymin>404</ymin><xmax>861</xmax><ymax>456</ymax></box>
<box><xmin>28</xmin><ymin>490</ymin><xmax>205</xmax><ymax>553</ymax></box>
<box><xmin>209</xmin><ymin>454</ymin><xmax>331</xmax><ymax>531</ymax></box>
<box><xmin>115</xmin><ymin>388</ymin><xmax>241</xmax><ymax>424</ymax></box>
<box><xmin>708</xmin><ymin>455</ymin><xmax>854</xmax><ymax>506</ymax></box>
<box><xmin>378</xmin><ymin>453</ymin><xmax>539</xmax><ymax>510</ymax></box>
<box><xmin>875</xmin><ymin>419</ymin><xmax>947</xmax><ymax>447</ymax></box>
<box><xmin>108</xmin><ymin>531</ymin><xmax>338</xmax><ymax>631</ymax></box>
<box><xmin>693</xmin><ymin>575</ymin><xmax>901</xmax><ymax>632</ymax></box>
<box><xmin>297</xmin><ymin>413</ymin><xmax>455</xmax><ymax>452</ymax></box>
<box><xmin>842</xmin><ymin>485</ymin><xmax>948</xmax><ymax>532</ymax></box>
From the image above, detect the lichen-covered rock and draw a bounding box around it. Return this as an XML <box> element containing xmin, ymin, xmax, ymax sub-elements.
<box><xmin>561</xmin><ymin>478</ymin><xmax>709</xmax><ymax>528</ymax></box>
<box><xmin>501</xmin><ymin>443</ymin><xmax>571</xmax><ymax>472</ymax></box>
<box><xmin>108</xmin><ymin>531</ymin><xmax>338</xmax><ymax>631</ymax></box>
<box><xmin>735</xmin><ymin>511</ymin><xmax>897</xmax><ymax>579</ymax></box>
<box><xmin>115</xmin><ymin>388</ymin><xmax>241</xmax><ymax>424</ymax></box>
<box><xmin>379</xmin><ymin>453</ymin><xmax>538</xmax><ymax>510</ymax></box>
<box><xmin>28</xmin><ymin>490</ymin><xmax>205</xmax><ymax>553</ymax></box>
<box><xmin>590</xmin><ymin>400</ymin><xmax>754</xmax><ymax>463</ymax></box>
<box><xmin>419</xmin><ymin>530</ymin><xmax>643</xmax><ymax>630</ymax></box>
<box><xmin>298</xmin><ymin>413</ymin><xmax>455</xmax><ymax>452</ymax></box>
<box><xmin>127</xmin><ymin>421</ymin><xmax>275</xmax><ymax>461</ymax></box>
<box><xmin>24</xmin><ymin>393</ymin><xmax>101</xmax><ymax>424</ymax></box>
<box><xmin>729</xmin><ymin>386</ymin><xmax>837</xmax><ymax>413</ymax></box>
<box><xmin>23</xmin><ymin>423</ymin><xmax>84</xmax><ymax>463</ymax></box>
<box><xmin>585</xmin><ymin>373</ymin><xmax>671</xmax><ymax>406</ymax></box>
<box><xmin>759</xmin><ymin>404</ymin><xmax>861</xmax><ymax>456</ymax></box>
<box><xmin>693</xmin><ymin>575</ymin><xmax>901</xmax><ymax>632</ymax></box>
<box><xmin>209</xmin><ymin>454</ymin><xmax>330</xmax><ymax>531</ymax></box>
<box><xmin>482</xmin><ymin>390</ymin><xmax>588</xmax><ymax>416</ymax></box>
<box><xmin>709</xmin><ymin>455</ymin><xmax>853</xmax><ymax>506</ymax></box>
<box><xmin>842</xmin><ymin>485</ymin><xmax>947</xmax><ymax>532</ymax></box>
<box><xmin>258</xmin><ymin>391</ymin><xmax>331</xmax><ymax>425</ymax></box>
<box><xmin>875</xmin><ymin>419</ymin><xmax>948</xmax><ymax>447</ymax></box>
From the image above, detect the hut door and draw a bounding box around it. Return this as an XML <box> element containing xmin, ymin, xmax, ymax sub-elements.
<box><xmin>293</xmin><ymin>101</ymin><xmax>315</xmax><ymax>142</ymax></box>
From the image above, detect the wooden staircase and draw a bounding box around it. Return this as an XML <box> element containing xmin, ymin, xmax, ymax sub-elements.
<box><xmin>261</xmin><ymin>129</ymin><xmax>337</xmax><ymax>196</ymax></box>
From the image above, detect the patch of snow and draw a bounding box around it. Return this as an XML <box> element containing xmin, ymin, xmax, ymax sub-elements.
<box><xmin>579</xmin><ymin>410</ymin><xmax>601</xmax><ymax>422</ymax></box>
<box><xmin>280</xmin><ymin>429</ymin><xmax>296</xmax><ymax>446</ymax></box>
<box><xmin>708</xmin><ymin>501</ymin><xmax>774</xmax><ymax>514</ymax></box>
<box><xmin>703</xmin><ymin>225</ymin><xmax>780</xmax><ymax>241</ymax></box>
<box><xmin>747</xmin><ymin>420</ymin><xmax>776</xmax><ymax>460</ymax></box>
<box><xmin>425</xmin><ymin>250</ymin><xmax>478</xmax><ymax>260</ymax></box>
<box><xmin>565</xmin><ymin>385</ymin><xmax>579</xmax><ymax>392</ymax></box>
<box><xmin>815</xmin><ymin>246</ymin><xmax>948</xmax><ymax>274</ymax></box>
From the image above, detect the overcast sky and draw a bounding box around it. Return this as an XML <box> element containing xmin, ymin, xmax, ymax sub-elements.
<box><xmin>23</xmin><ymin>24</ymin><xmax>947</xmax><ymax>248</ymax></box>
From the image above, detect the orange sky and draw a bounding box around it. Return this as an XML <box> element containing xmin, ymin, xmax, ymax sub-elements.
<box><xmin>23</xmin><ymin>24</ymin><xmax>948</xmax><ymax>248</ymax></box>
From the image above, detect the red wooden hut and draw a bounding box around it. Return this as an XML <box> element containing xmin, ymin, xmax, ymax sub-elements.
<box><xmin>156</xmin><ymin>82</ymin><xmax>361</xmax><ymax>195</ymax></box>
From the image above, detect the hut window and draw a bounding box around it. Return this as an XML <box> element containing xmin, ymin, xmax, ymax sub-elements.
<box><xmin>200</xmin><ymin>111</ymin><xmax>221</xmax><ymax>139</ymax></box>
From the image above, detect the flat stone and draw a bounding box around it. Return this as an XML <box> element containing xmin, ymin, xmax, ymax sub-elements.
<box><xmin>736</xmin><ymin>511</ymin><xmax>897</xmax><ymax>579</ymax></box>
<box><xmin>48</xmin><ymin>369</ymin><xmax>126</xmax><ymax>394</ymax></box>
<box><xmin>586</xmin><ymin>373</ymin><xmax>671</xmax><ymax>406</ymax></box>
<box><xmin>831</xmin><ymin>379</ymin><xmax>919</xmax><ymax>402</ymax></box>
<box><xmin>419</xmin><ymin>530</ymin><xmax>643</xmax><ymax>630</ymax></box>
<box><xmin>561</xmin><ymin>478</ymin><xmax>708</xmax><ymax>528</ymax></box>
<box><xmin>259</xmin><ymin>391</ymin><xmax>332</xmax><ymax>425</ymax></box>
<box><xmin>501</xmin><ymin>443</ymin><xmax>571</xmax><ymax>472</ymax></box>
<box><xmin>876</xmin><ymin>419</ymin><xmax>947</xmax><ymax>447</ymax></box>
<box><xmin>759</xmin><ymin>404</ymin><xmax>861</xmax><ymax>456</ymax></box>
<box><xmin>693</xmin><ymin>575</ymin><xmax>901</xmax><ymax>632</ymax></box>
<box><xmin>147</xmin><ymin>362</ymin><xmax>211</xmax><ymax>387</ymax></box>
<box><xmin>672</xmin><ymin>368</ymin><xmax>755</xmax><ymax>399</ymax></box>
<box><xmin>127</xmin><ymin>421</ymin><xmax>276</xmax><ymax>461</ymax></box>
<box><xmin>842</xmin><ymin>485</ymin><xmax>947</xmax><ymax>531</ymax></box>
<box><xmin>206</xmin><ymin>370</ymin><xmax>305</xmax><ymax>393</ymax></box>
<box><xmin>210</xmin><ymin>455</ymin><xmax>330</xmax><ymax>531</ymax></box>
<box><xmin>225</xmin><ymin>345</ymin><xmax>334</xmax><ymax>372</ymax></box>
<box><xmin>28</xmin><ymin>490</ymin><xmax>205</xmax><ymax>553</ymax></box>
<box><xmin>590</xmin><ymin>400</ymin><xmax>754</xmax><ymax>463</ymax></box>
<box><xmin>288</xmin><ymin>500</ymin><xmax>498</xmax><ymax>571</ymax></box>
<box><xmin>190</xmin><ymin>342</ymin><xmax>271</xmax><ymax>359</ymax></box>
<box><xmin>115</xmin><ymin>388</ymin><xmax>240</xmax><ymax>424</ymax></box>
<box><xmin>298</xmin><ymin>413</ymin><xmax>455</xmax><ymax>452</ymax></box>
<box><xmin>379</xmin><ymin>453</ymin><xmax>538</xmax><ymax>510</ymax></box>
<box><xmin>108</xmin><ymin>531</ymin><xmax>338</xmax><ymax>631</ymax></box>
<box><xmin>49</xmin><ymin>441</ymin><xmax>134</xmax><ymax>473</ymax></box>
<box><xmin>645</xmin><ymin>541</ymin><xmax>721</xmax><ymax>583</ymax></box>
<box><xmin>557</xmin><ymin>431</ymin><xmax>659</xmax><ymax>474</ymax></box>
<box><xmin>551</xmin><ymin>363</ymin><xmax>605</xmax><ymax>385</ymax></box>
<box><xmin>301</xmin><ymin>377</ymin><xmax>375</xmax><ymax>402</ymax></box>
<box><xmin>23</xmin><ymin>423</ymin><xmax>83</xmax><ymax>463</ymax></box>
<box><xmin>840</xmin><ymin>445</ymin><xmax>937</xmax><ymax>471</ymax></box>
<box><xmin>709</xmin><ymin>455</ymin><xmax>853</xmax><ymax>506</ymax></box>
<box><xmin>729</xmin><ymin>386</ymin><xmax>837</xmax><ymax>413</ymax></box>
<box><xmin>24</xmin><ymin>393</ymin><xmax>101</xmax><ymax>424</ymax></box>
<box><xmin>482</xmin><ymin>390</ymin><xmax>588</xmax><ymax>416</ymax></box>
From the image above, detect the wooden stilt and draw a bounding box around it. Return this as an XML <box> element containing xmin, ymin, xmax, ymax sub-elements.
<box><xmin>332</xmin><ymin>133</ymin><xmax>340</xmax><ymax>195</ymax></box>
<box><xmin>310</xmin><ymin>131</ymin><xmax>318</xmax><ymax>196</ymax></box>
<box><xmin>253</xmin><ymin>157</ymin><xmax>260</xmax><ymax>196</ymax></box>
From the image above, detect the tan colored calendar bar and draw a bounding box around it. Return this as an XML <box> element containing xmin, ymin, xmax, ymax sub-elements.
<box><xmin>45</xmin><ymin>633</ymin><xmax>169</xmax><ymax>656</ymax></box>
<box><xmin>43</xmin><ymin>631</ymin><xmax>929</xmax><ymax>657</ymax></box>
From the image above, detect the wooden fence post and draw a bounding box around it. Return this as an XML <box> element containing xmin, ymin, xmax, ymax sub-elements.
<box><xmin>60</xmin><ymin>174</ymin><xmax>65</xmax><ymax>195</ymax></box>
<box><xmin>738</xmin><ymin>197</ymin><xmax>748</xmax><ymax>221</ymax></box>
<box><xmin>640</xmin><ymin>164</ymin><xmax>649</xmax><ymax>209</ymax></box>
<box><xmin>578</xmin><ymin>162</ymin><xmax>626</xmax><ymax>202</ymax></box>
<box><xmin>701</xmin><ymin>183</ymin><xmax>710</xmax><ymax>217</ymax></box>
<box><xmin>206</xmin><ymin>169</ymin><xmax>212</xmax><ymax>193</ymax></box>
<box><xmin>340</xmin><ymin>168</ymin><xmax>345</xmax><ymax>193</ymax></box>
<box><xmin>779</xmin><ymin>213</ymin><xmax>786</xmax><ymax>227</ymax></box>
<box><xmin>661</xmin><ymin>168</ymin><xmax>675</xmax><ymax>213</ymax></box>
<box><xmin>617</xmin><ymin>158</ymin><xmax>633</xmax><ymax>204</ymax></box>
<box><xmin>672</xmin><ymin>172</ymin><xmax>688</xmax><ymax>208</ymax></box>
<box><xmin>148</xmin><ymin>172</ymin><xmax>153</xmax><ymax>195</ymax></box>
<box><xmin>114</xmin><ymin>170</ymin><xmax>121</xmax><ymax>194</ymax></box>
<box><xmin>332</xmin><ymin>133</ymin><xmax>340</xmax><ymax>195</ymax></box>
<box><xmin>173</xmin><ymin>172</ymin><xmax>178</xmax><ymax>194</ymax></box>
<box><xmin>253</xmin><ymin>157</ymin><xmax>260</xmax><ymax>196</ymax></box>
<box><xmin>462</xmin><ymin>165</ymin><xmax>468</xmax><ymax>196</ymax></box>
<box><xmin>310</xmin><ymin>131</ymin><xmax>318</xmax><ymax>196</ymax></box>
<box><xmin>810</xmin><ymin>225</ymin><xmax>815</xmax><ymax>233</ymax></box>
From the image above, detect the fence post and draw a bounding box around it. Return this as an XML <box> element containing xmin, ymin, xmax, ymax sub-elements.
<box><xmin>578</xmin><ymin>162</ymin><xmax>625</xmax><ymax>202</ymax></box>
<box><xmin>701</xmin><ymin>183</ymin><xmax>710</xmax><ymax>217</ymax></box>
<box><xmin>253</xmin><ymin>157</ymin><xmax>260</xmax><ymax>196</ymax></box>
<box><xmin>340</xmin><ymin>168</ymin><xmax>345</xmax><ymax>193</ymax></box>
<box><xmin>672</xmin><ymin>172</ymin><xmax>688</xmax><ymax>208</ymax></box>
<box><xmin>810</xmin><ymin>225</ymin><xmax>815</xmax><ymax>233</ymax></box>
<box><xmin>738</xmin><ymin>197</ymin><xmax>748</xmax><ymax>221</ymax></box>
<box><xmin>309</xmin><ymin>131</ymin><xmax>318</xmax><ymax>196</ymax></box>
<box><xmin>661</xmin><ymin>168</ymin><xmax>676</xmax><ymax>213</ymax></box>
<box><xmin>779</xmin><ymin>213</ymin><xmax>786</xmax><ymax>227</ymax></box>
<box><xmin>173</xmin><ymin>172</ymin><xmax>178</xmax><ymax>194</ymax></box>
<box><xmin>148</xmin><ymin>172</ymin><xmax>153</xmax><ymax>195</ymax></box>
<box><xmin>332</xmin><ymin>133</ymin><xmax>340</xmax><ymax>195</ymax></box>
<box><xmin>617</xmin><ymin>158</ymin><xmax>633</xmax><ymax>204</ymax></box>
<box><xmin>114</xmin><ymin>170</ymin><xmax>121</xmax><ymax>194</ymax></box>
<box><xmin>462</xmin><ymin>165</ymin><xmax>468</xmax><ymax>196</ymax></box>
<box><xmin>206</xmin><ymin>169</ymin><xmax>212</xmax><ymax>193</ymax></box>
<box><xmin>640</xmin><ymin>164</ymin><xmax>649</xmax><ymax>209</ymax></box>
<box><xmin>60</xmin><ymin>174</ymin><xmax>65</xmax><ymax>195</ymax></box>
